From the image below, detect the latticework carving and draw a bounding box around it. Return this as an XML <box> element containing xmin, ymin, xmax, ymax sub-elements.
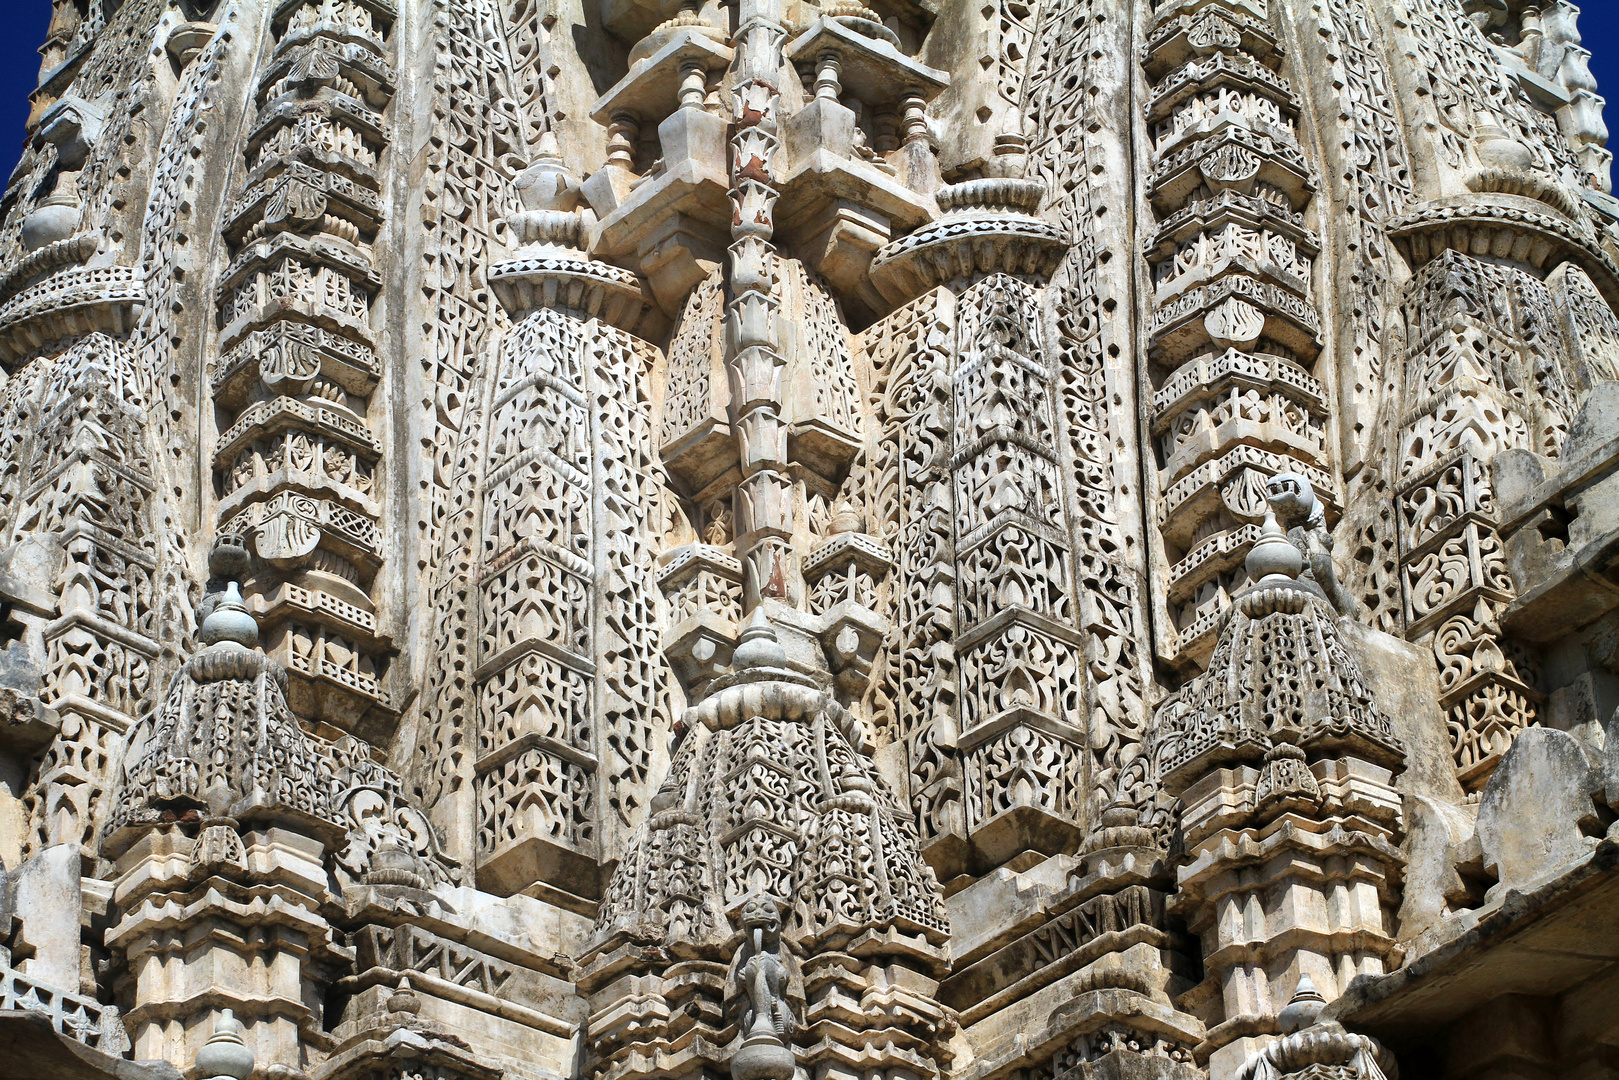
<box><xmin>0</xmin><ymin>2</ymin><xmax>1612</xmax><ymax>1078</ymax></box>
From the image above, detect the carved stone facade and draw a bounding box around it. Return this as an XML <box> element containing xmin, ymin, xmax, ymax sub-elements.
<box><xmin>0</xmin><ymin>3</ymin><xmax>1615</xmax><ymax>1080</ymax></box>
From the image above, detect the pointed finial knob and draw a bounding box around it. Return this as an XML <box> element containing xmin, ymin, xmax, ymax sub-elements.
<box><xmin>195</xmin><ymin>1009</ymin><xmax>255</xmax><ymax>1080</ymax></box>
<box><xmin>1277</xmin><ymin>972</ymin><xmax>1327</xmax><ymax>1033</ymax></box>
<box><xmin>828</xmin><ymin>497</ymin><xmax>863</xmax><ymax>535</ymax></box>
<box><xmin>199</xmin><ymin>580</ymin><xmax>259</xmax><ymax>649</ymax></box>
<box><xmin>732</xmin><ymin>608</ymin><xmax>787</xmax><ymax>670</ymax></box>
<box><xmin>1249</xmin><ymin>473</ymin><xmax>1312</xmax><ymax>584</ymax></box>
<box><xmin>1246</xmin><ymin>506</ymin><xmax>1304</xmax><ymax>583</ymax></box>
<box><xmin>388</xmin><ymin>976</ymin><xmax>422</xmax><ymax>1015</ymax></box>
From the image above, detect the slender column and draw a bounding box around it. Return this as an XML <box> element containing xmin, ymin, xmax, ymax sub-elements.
<box><xmin>727</xmin><ymin>0</ymin><xmax>793</xmax><ymax>610</ymax></box>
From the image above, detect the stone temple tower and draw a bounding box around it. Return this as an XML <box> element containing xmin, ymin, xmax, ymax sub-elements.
<box><xmin>0</xmin><ymin>0</ymin><xmax>1617</xmax><ymax>1079</ymax></box>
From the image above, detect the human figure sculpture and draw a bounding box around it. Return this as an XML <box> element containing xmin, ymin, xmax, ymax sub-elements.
<box><xmin>1264</xmin><ymin>472</ymin><xmax>1364</xmax><ymax>617</ymax></box>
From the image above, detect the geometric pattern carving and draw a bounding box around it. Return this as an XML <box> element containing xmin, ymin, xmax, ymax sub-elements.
<box><xmin>0</xmin><ymin>3</ymin><xmax>1616</xmax><ymax>1079</ymax></box>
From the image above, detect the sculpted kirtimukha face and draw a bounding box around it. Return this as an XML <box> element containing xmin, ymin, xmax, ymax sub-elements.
<box><xmin>1265</xmin><ymin>472</ymin><xmax>1316</xmax><ymax>525</ymax></box>
<box><xmin>741</xmin><ymin>897</ymin><xmax>780</xmax><ymax>931</ymax></box>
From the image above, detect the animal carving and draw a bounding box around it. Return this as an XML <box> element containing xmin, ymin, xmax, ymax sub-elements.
<box><xmin>731</xmin><ymin>897</ymin><xmax>794</xmax><ymax>1039</ymax></box>
<box><xmin>1265</xmin><ymin>472</ymin><xmax>1364</xmax><ymax>617</ymax></box>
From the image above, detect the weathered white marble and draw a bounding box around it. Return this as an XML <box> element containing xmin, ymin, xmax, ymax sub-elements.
<box><xmin>0</xmin><ymin>1</ymin><xmax>1615</xmax><ymax>1079</ymax></box>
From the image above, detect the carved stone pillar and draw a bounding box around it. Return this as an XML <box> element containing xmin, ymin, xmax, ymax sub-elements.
<box><xmin>1139</xmin><ymin>0</ymin><xmax>1338</xmax><ymax>675</ymax></box>
<box><xmin>8</xmin><ymin>337</ymin><xmax>165</xmax><ymax>859</ymax></box>
<box><xmin>212</xmin><ymin>0</ymin><xmax>400</xmax><ymax>742</ymax></box>
<box><xmin>470</xmin><ymin>142</ymin><xmax>670</xmax><ymax>901</ymax></box>
<box><xmin>950</xmin><ymin>272</ymin><xmax>1088</xmax><ymax>865</ymax></box>
<box><xmin>726</xmin><ymin>19</ymin><xmax>794</xmax><ymax>614</ymax></box>
<box><xmin>1384</xmin><ymin>238</ymin><xmax>1616</xmax><ymax>787</ymax></box>
<box><xmin>859</xmin><ymin>140</ymin><xmax>1085</xmax><ymax>876</ymax></box>
<box><xmin>858</xmin><ymin>284</ymin><xmax>968</xmax><ymax>870</ymax></box>
<box><xmin>1154</xmin><ymin>483</ymin><xmax>1406</xmax><ymax>1077</ymax></box>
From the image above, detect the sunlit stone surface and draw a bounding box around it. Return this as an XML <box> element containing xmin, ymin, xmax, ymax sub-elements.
<box><xmin>0</xmin><ymin>1</ymin><xmax>1616</xmax><ymax>1078</ymax></box>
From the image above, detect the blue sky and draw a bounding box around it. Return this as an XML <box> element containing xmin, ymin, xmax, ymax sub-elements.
<box><xmin>0</xmin><ymin>3</ymin><xmax>51</xmax><ymax>183</ymax></box>
<box><xmin>0</xmin><ymin>2</ymin><xmax>1614</xmax><ymax>200</ymax></box>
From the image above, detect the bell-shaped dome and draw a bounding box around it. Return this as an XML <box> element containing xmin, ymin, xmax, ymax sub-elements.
<box><xmin>102</xmin><ymin>577</ymin><xmax>342</xmax><ymax>857</ymax></box>
<box><xmin>580</xmin><ymin>615</ymin><xmax>953</xmax><ymax>1080</ymax></box>
<box><xmin>1154</xmin><ymin>501</ymin><xmax>1405</xmax><ymax>797</ymax></box>
<box><xmin>591</xmin><ymin>614</ymin><xmax>949</xmax><ymax>955</ymax></box>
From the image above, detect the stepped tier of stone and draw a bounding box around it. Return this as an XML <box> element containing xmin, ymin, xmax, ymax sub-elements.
<box><xmin>0</xmin><ymin>2</ymin><xmax>1616</xmax><ymax>1080</ymax></box>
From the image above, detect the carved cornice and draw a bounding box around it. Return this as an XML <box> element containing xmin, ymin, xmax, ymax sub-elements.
<box><xmin>1149</xmin><ymin>126</ymin><xmax>1315</xmax><ymax>212</ymax></box>
<box><xmin>271</xmin><ymin>0</ymin><xmax>399</xmax><ymax>58</ymax></box>
<box><xmin>226</xmin><ymin>160</ymin><xmax>384</xmax><ymax>242</ymax></box>
<box><xmin>1157</xmin><ymin>443</ymin><xmax>1337</xmax><ymax>539</ymax></box>
<box><xmin>258</xmin><ymin>34</ymin><xmax>398</xmax><ymax>109</ymax></box>
<box><xmin>801</xmin><ymin>531</ymin><xmax>891</xmax><ymax>581</ymax></box>
<box><xmin>218</xmin><ymin>231</ymin><xmax>381</xmax><ymax>297</ymax></box>
<box><xmin>488</xmin><ymin>254</ymin><xmax>660</xmax><ymax>336</ymax></box>
<box><xmin>1149</xmin><ymin>274</ymin><xmax>1322</xmax><ymax>361</ymax></box>
<box><xmin>1144</xmin><ymin>5</ymin><xmax>1279</xmax><ymax>77</ymax></box>
<box><xmin>0</xmin><ymin>265</ymin><xmax>142</xmax><ymax>366</ymax></box>
<box><xmin>1149</xmin><ymin>188</ymin><xmax>1317</xmax><ymax>255</ymax></box>
<box><xmin>869</xmin><ymin>210</ymin><xmax>1069</xmax><ymax>306</ymax></box>
<box><xmin>1146</xmin><ymin>50</ymin><xmax>1297</xmax><ymax>123</ymax></box>
<box><xmin>1389</xmin><ymin>194</ymin><xmax>1619</xmax><ymax>310</ymax></box>
<box><xmin>214</xmin><ymin>395</ymin><xmax>383</xmax><ymax>466</ymax></box>
<box><xmin>213</xmin><ymin>320</ymin><xmax>381</xmax><ymax>403</ymax></box>
<box><xmin>0</xmin><ymin>232</ymin><xmax>100</xmax><ymax>302</ymax></box>
<box><xmin>247</xmin><ymin>93</ymin><xmax>390</xmax><ymax>164</ymax></box>
<box><xmin>221</xmin><ymin>490</ymin><xmax>384</xmax><ymax>571</ymax></box>
<box><xmin>1153</xmin><ymin>348</ymin><xmax>1325</xmax><ymax>423</ymax></box>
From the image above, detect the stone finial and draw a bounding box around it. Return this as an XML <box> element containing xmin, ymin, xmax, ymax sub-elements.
<box><xmin>732</xmin><ymin>608</ymin><xmax>788</xmax><ymax>670</ymax></box>
<box><xmin>1246</xmin><ymin>504</ymin><xmax>1304</xmax><ymax>584</ymax></box>
<box><xmin>19</xmin><ymin>96</ymin><xmax>104</xmax><ymax>252</ymax></box>
<box><xmin>198</xmin><ymin>534</ymin><xmax>258</xmax><ymax>647</ymax></box>
<box><xmin>365</xmin><ymin>842</ymin><xmax>430</xmax><ymax>890</ymax></box>
<box><xmin>1261</xmin><ymin>471</ymin><xmax>1362</xmax><ymax>615</ymax></box>
<box><xmin>1246</xmin><ymin>472</ymin><xmax>1313</xmax><ymax>587</ymax></box>
<box><xmin>388</xmin><ymin>976</ymin><xmax>422</xmax><ymax>1016</ymax></box>
<box><xmin>827</xmin><ymin>496</ymin><xmax>864</xmax><ymax>535</ymax></box>
<box><xmin>199</xmin><ymin>581</ymin><xmax>259</xmax><ymax>650</ymax></box>
<box><xmin>985</xmin><ymin>132</ymin><xmax>1029</xmax><ymax>179</ymax></box>
<box><xmin>515</xmin><ymin>130</ymin><xmax>579</xmax><ymax>211</ymax></box>
<box><xmin>19</xmin><ymin>194</ymin><xmax>81</xmax><ymax>254</ymax></box>
<box><xmin>1462</xmin><ymin>0</ymin><xmax>1509</xmax><ymax>34</ymax></box>
<box><xmin>195</xmin><ymin>1009</ymin><xmax>255</xmax><ymax>1080</ymax></box>
<box><xmin>1277</xmin><ymin>973</ymin><xmax>1327</xmax><ymax>1034</ymax></box>
<box><xmin>1080</xmin><ymin>799</ymin><xmax>1157</xmax><ymax>857</ymax></box>
<box><xmin>1256</xmin><ymin>741</ymin><xmax>1323</xmax><ymax>817</ymax></box>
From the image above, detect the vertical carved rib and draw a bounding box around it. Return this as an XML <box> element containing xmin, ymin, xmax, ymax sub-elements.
<box><xmin>1024</xmin><ymin>0</ymin><xmax>1158</xmax><ymax>826</ymax></box>
<box><xmin>1137</xmin><ymin>0</ymin><xmax>1339</xmax><ymax>680</ymax></box>
<box><xmin>727</xmin><ymin>0</ymin><xmax>793</xmax><ymax>612</ymax></box>
<box><xmin>210</xmin><ymin>0</ymin><xmax>399</xmax><ymax>740</ymax></box>
<box><xmin>412</xmin><ymin>0</ymin><xmax>531</xmax><ymax>866</ymax></box>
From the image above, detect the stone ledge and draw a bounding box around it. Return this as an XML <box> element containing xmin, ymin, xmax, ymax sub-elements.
<box><xmin>0</xmin><ymin>1009</ymin><xmax>177</xmax><ymax>1080</ymax></box>
<box><xmin>1325</xmin><ymin>840</ymin><xmax>1619</xmax><ymax>1036</ymax></box>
